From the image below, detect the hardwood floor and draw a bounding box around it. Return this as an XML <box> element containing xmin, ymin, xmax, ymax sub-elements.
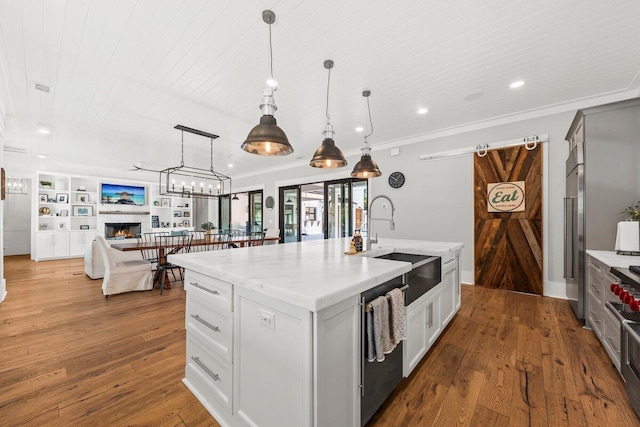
<box><xmin>1</xmin><ymin>255</ymin><xmax>638</xmax><ymax>426</ymax></box>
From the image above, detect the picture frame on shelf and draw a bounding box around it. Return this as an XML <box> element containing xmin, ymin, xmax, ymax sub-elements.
<box><xmin>80</xmin><ymin>225</ymin><xmax>90</xmax><ymax>230</ymax></box>
<box><xmin>183</xmin><ymin>211</ymin><xmax>190</xmax><ymax>217</ymax></box>
<box><xmin>39</xmin><ymin>194</ymin><xmax>48</xmax><ymax>203</ymax></box>
<box><xmin>60</xmin><ymin>210</ymin><xmax>68</xmax><ymax>217</ymax></box>
<box><xmin>161</xmin><ymin>198</ymin><xmax>170</xmax><ymax>207</ymax></box>
<box><xmin>73</xmin><ymin>205</ymin><xmax>93</xmax><ymax>216</ymax></box>
<box><xmin>56</xmin><ymin>193</ymin><xmax>68</xmax><ymax>203</ymax></box>
<box><xmin>173</xmin><ymin>211</ymin><xmax>182</xmax><ymax>217</ymax></box>
<box><xmin>76</xmin><ymin>193</ymin><xmax>89</xmax><ymax>203</ymax></box>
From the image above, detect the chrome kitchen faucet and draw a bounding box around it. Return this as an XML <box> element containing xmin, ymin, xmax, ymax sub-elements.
<box><xmin>367</xmin><ymin>195</ymin><xmax>395</xmax><ymax>251</ymax></box>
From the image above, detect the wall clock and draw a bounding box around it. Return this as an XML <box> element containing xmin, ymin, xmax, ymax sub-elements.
<box><xmin>388</xmin><ymin>171</ymin><xmax>405</xmax><ymax>188</ymax></box>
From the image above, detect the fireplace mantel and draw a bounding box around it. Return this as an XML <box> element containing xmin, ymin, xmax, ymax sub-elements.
<box><xmin>99</xmin><ymin>211</ymin><xmax>150</xmax><ymax>215</ymax></box>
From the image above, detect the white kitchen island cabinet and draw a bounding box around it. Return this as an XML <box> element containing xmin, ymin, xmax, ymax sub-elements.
<box><xmin>171</xmin><ymin>238</ymin><xmax>463</xmax><ymax>427</ymax></box>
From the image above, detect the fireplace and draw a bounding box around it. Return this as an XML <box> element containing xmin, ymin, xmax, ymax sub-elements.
<box><xmin>105</xmin><ymin>222</ymin><xmax>142</xmax><ymax>240</ymax></box>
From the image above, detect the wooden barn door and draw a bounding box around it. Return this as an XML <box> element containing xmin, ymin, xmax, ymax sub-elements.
<box><xmin>474</xmin><ymin>144</ymin><xmax>543</xmax><ymax>294</ymax></box>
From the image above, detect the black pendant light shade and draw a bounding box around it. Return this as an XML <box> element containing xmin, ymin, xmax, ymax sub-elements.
<box><xmin>310</xmin><ymin>137</ymin><xmax>348</xmax><ymax>168</ymax></box>
<box><xmin>351</xmin><ymin>153</ymin><xmax>382</xmax><ymax>178</ymax></box>
<box><xmin>351</xmin><ymin>90</ymin><xmax>381</xmax><ymax>178</ymax></box>
<box><xmin>310</xmin><ymin>60</ymin><xmax>347</xmax><ymax>169</ymax></box>
<box><xmin>242</xmin><ymin>10</ymin><xmax>292</xmax><ymax>157</ymax></box>
<box><xmin>241</xmin><ymin>115</ymin><xmax>293</xmax><ymax>156</ymax></box>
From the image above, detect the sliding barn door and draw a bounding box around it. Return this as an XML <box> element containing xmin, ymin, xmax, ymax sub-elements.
<box><xmin>474</xmin><ymin>144</ymin><xmax>543</xmax><ymax>294</ymax></box>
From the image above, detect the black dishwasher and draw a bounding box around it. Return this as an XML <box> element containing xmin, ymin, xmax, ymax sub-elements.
<box><xmin>361</xmin><ymin>274</ymin><xmax>405</xmax><ymax>427</ymax></box>
<box><xmin>361</xmin><ymin>253</ymin><xmax>442</xmax><ymax>425</ymax></box>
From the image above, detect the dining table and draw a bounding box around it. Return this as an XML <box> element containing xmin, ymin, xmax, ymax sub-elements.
<box><xmin>110</xmin><ymin>235</ymin><xmax>280</xmax><ymax>289</ymax></box>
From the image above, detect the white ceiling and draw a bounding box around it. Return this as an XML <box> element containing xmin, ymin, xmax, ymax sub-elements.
<box><xmin>1</xmin><ymin>0</ymin><xmax>639</xmax><ymax>179</ymax></box>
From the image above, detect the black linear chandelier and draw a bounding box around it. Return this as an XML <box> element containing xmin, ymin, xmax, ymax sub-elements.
<box><xmin>159</xmin><ymin>125</ymin><xmax>232</xmax><ymax>199</ymax></box>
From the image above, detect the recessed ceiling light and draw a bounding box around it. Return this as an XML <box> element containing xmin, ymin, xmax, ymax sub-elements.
<box><xmin>417</xmin><ymin>108</ymin><xmax>428</xmax><ymax>115</ymax></box>
<box><xmin>227</xmin><ymin>164</ymin><xmax>234</xmax><ymax>168</ymax></box>
<box><xmin>38</xmin><ymin>128</ymin><xmax>50</xmax><ymax>134</ymax></box>
<box><xmin>510</xmin><ymin>80</ymin><xmax>525</xmax><ymax>89</ymax></box>
<box><xmin>37</xmin><ymin>154</ymin><xmax>47</xmax><ymax>159</ymax></box>
<box><xmin>355</xmin><ymin>127</ymin><xmax>364</xmax><ymax>132</ymax></box>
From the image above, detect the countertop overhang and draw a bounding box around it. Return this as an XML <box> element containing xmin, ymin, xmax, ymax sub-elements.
<box><xmin>170</xmin><ymin>237</ymin><xmax>463</xmax><ymax>312</ymax></box>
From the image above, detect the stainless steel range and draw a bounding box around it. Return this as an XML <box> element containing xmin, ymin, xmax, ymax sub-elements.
<box><xmin>610</xmin><ymin>266</ymin><xmax>640</xmax><ymax>420</ymax></box>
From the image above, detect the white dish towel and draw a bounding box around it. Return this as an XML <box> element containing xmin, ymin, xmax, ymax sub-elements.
<box><xmin>386</xmin><ymin>288</ymin><xmax>406</xmax><ymax>345</ymax></box>
<box><xmin>368</xmin><ymin>296</ymin><xmax>395</xmax><ymax>362</ymax></box>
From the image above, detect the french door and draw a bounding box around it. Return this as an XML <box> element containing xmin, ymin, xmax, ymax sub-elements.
<box><xmin>279</xmin><ymin>179</ymin><xmax>367</xmax><ymax>243</ymax></box>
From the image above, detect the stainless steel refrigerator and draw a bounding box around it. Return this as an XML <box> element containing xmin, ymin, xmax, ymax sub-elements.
<box><xmin>564</xmin><ymin>98</ymin><xmax>640</xmax><ymax>321</ymax></box>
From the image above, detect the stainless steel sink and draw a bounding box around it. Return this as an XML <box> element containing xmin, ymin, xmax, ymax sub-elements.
<box><xmin>374</xmin><ymin>252</ymin><xmax>441</xmax><ymax>305</ymax></box>
<box><xmin>374</xmin><ymin>252</ymin><xmax>429</xmax><ymax>264</ymax></box>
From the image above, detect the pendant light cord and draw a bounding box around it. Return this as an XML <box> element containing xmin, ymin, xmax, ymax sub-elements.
<box><xmin>180</xmin><ymin>130</ymin><xmax>185</xmax><ymax>167</ymax></box>
<box><xmin>325</xmin><ymin>66</ymin><xmax>331</xmax><ymax>122</ymax></box>
<box><xmin>365</xmin><ymin>95</ymin><xmax>374</xmax><ymax>139</ymax></box>
<box><xmin>268</xmin><ymin>21</ymin><xmax>275</xmax><ymax>89</ymax></box>
<box><xmin>210</xmin><ymin>137</ymin><xmax>214</xmax><ymax>172</ymax></box>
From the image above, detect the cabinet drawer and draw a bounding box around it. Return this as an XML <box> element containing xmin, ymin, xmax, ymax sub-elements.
<box><xmin>187</xmin><ymin>297</ymin><xmax>233</xmax><ymax>361</ymax></box>
<box><xmin>602</xmin><ymin>307</ymin><xmax>622</xmax><ymax>372</ymax></box>
<box><xmin>587</xmin><ymin>292</ymin><xmax>603</xmax><ymax>337</ymax></box>
<box><xmin>441</xmin><ymin>254</ymin><xmax>457</xmax><ymax>270</ymax></box>
<box><xmin>185</xmin><ymin>270</ymin><xmax>232</xmax><ymax>311</ymax></box>
<box><xmin>588</xmin><ymin>276</ymin><xmax>603</xmax><ymax>301</ymax></box>
<box><xmin>186</xmin><ymin>334</ymin><xmax>232</xmax><ymax>413</ymax></box>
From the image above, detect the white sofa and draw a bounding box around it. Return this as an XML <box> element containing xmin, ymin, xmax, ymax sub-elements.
<box><xmin>84</xmin><ymin>239</ymin><xmax>144</xmax><ymax>279</ymax></box>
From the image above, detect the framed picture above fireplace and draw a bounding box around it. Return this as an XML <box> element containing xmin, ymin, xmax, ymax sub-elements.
<box><xmin>101</xmin><ymin>183</ymin><xmax>145</xmax><ymax>206</ymax></box>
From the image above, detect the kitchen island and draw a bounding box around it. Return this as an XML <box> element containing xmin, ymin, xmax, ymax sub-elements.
<box><xmin>170</xmin><ymin>237</ymin><xmax>463</xmax><ymax>427</ymax></box>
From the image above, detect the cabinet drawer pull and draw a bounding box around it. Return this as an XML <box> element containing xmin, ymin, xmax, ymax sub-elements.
<box><xmin>443</xmin><ymin>258</ymin><xmax>455</xmax><ymax>266</ymax></box>
<box><xmin>444</xmin><ymin>268</ymin><xmax>456</xmax><ymax>276</ymax></box>
<box><xmin>190</xmin><ymin>282</ymin><xmax>220</xmax><ymax>295</ymax></box>
<box><xmin>428</xmin><ymin>302</ymin><xmax>434</xmax><ymax>327</ymax></box>
<box><xmin>191</xmin><ymin>356</ymin><xmax>220</xmax><ymax>381</ymax></box>
<box><xmin>605</xmin><ymin>336</ymin><xmax>619</xmax><ymax>351</ymax></box>
<box><xmin>191</xmin><ymin>314</ymin><xmax>221</xmax><ymax>332</ymax></box>
<box><xmin>590</xmin><ymin>285</ymin><xmax>600</xmax><ymax>294</ymax></box>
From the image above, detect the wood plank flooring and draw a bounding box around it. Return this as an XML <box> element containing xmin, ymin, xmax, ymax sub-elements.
<box><xmin>1</xmin><ymin>256</ymin><xmax>638</xmax><ymax>426</ymax></box>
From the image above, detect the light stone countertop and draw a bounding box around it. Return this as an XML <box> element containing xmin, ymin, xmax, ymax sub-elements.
<box><xmin>169</xmin><ymin>237</ymin><xmax>463</xmax><ymax>312</ymax></box>
<box><xmin>586</xmin><ymin>250</ymin><xmax>640</xmax><ymax>269</ymax></box>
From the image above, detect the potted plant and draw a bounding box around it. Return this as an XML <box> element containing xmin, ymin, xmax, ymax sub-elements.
<box><xmin>201</xmin><ymin>221</ymin><xmax>216</xmax><ymax>241</ymax></box>
<box><xmin>622</xmin><ymin>201</ymin><xmax>640</xmax><ymax>220</ymax></box>
<box><xmin>201</xmin><ymin>221</ymin><xmax>216</xmax><ymax>233</ymax></box>
<box><xmin>40</xmin><ymin>180</ymin><xmax>52</xmax><ymax>188</ymax></box>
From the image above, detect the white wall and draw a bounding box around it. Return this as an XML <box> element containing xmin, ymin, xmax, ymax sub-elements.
<box><xmin>233</xmin><ymin>111</ymin><xmax>574</xmax><ymax>298</ymax></box>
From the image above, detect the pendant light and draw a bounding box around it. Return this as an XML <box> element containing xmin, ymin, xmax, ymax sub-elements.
<box><xmin>309</xmin><ymin>60</ymin><xmax>347</xmax><ymax>168</ymax></box>
<box><xmin>351</xmin><ymin>90</ymin><xmax>382</xmax><ymax>178</ymax></box>
<box><xmin>241</xmin><ymin>10</ymin><xmax>293</xmax><ymax>156</ymax></box>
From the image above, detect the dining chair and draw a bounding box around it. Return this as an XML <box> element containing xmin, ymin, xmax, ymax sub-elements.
<box><xmin>140</xmin><ymin>231</ymin><xmax>169</xmax><ymax>268</ymax></box>
<box><xmin>94</xmin><ymin>235</ymin><xmax>152</xmax><ymax>297</ymax></box>
<box><xmin>153</xmin><ymin>233</ymin><xmax>192</xmax><ymax>294</ymax></box>
<box><xmin>248</xmin><ymin>231</ymin><xmax>265</xmax><ymax>246</ymax></box>
<box><xmin>188</xmin><ymin>231</ymin><xmax>208</xmax><ymax>252</ymax></box>
<box><xmin>264</xmin><ymin>228</ymin><xmax>280</xmax><ymax>245</ymax></box>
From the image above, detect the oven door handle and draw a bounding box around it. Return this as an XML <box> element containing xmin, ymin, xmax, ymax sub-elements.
<box><xmin>623</xmin><ymin>322</ymin><xmax>640</xmax><ymax>343</ymax></box>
